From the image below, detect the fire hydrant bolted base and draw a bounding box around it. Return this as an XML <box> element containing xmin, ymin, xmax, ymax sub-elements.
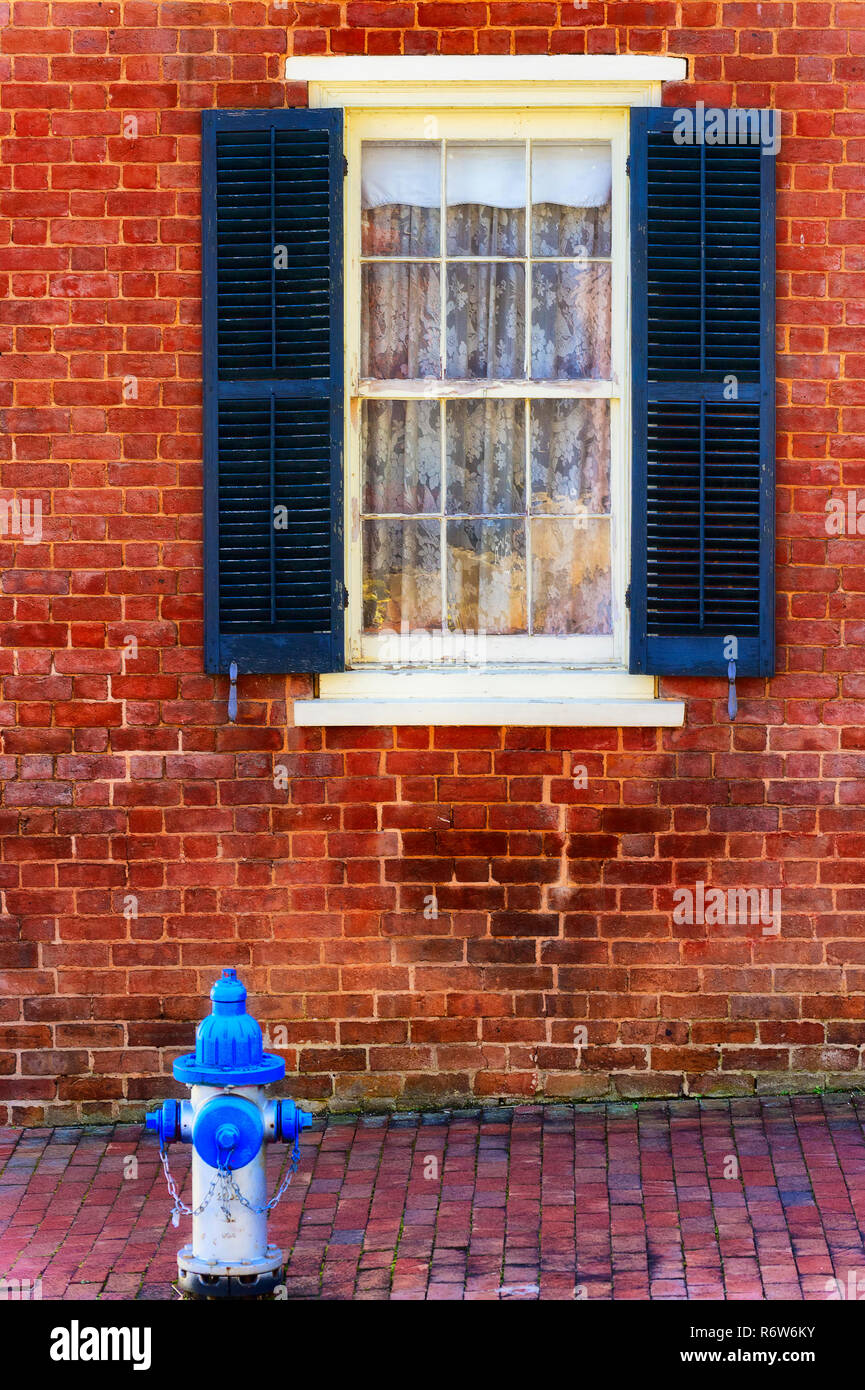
<box><xmin>177</xmin><ymin>1244</ymin><xmax>285</xmax><ymax>1301</ymax></box>
<box><xmin>146</xmin><ymin>970</ymin><xmax>312</xmax><ymax>1300</ymax></box>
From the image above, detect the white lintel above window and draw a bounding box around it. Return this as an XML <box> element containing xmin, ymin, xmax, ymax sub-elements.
<box><xmin>285</xmin><ymin>55</ymin><xmax>689</xmax><ymax>109</ymax></box>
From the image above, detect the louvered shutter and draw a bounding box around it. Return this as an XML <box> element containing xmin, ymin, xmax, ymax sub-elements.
<box><xmin>202</xmin><ymin>109</ymin><xmax>345</xmax><ymax>674</ymax></box>
<box><xmin>629</xmin><ymin>107</ymin><xmax>776</xmax><ymax>677</ymax></box>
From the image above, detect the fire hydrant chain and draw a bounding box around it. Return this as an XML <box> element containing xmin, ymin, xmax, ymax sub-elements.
<box><xmin>158</xmin><ymin>1135</ymin><xmax>301</xmax><ymax>1227</ymax></box>
<box><xmin>221</xmin><ymin>1137</ymin><xmax>301</xmax><ymax>1216</ymax></box>
<box><xmin>159</xmin><ymin>1146</ymin><xmax>222</xmax><ymax>1225</ymax></box>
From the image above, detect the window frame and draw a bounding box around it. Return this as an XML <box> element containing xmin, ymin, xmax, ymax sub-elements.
<box><xmin>344</xmin><ymin>106</ymin><xmax>632</xmax><ymax>671</ymax></box>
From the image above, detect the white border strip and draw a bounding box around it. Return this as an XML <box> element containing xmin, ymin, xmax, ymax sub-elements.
<box><xmin>286</xmin><ymin>55</ymin><xmax>688</xmax><ymax>108</ymax></box>
<box><xmin>295</xmin><ymin>697</ymin><xmax>685</xmax><ymax>727</ymax></box>
<box><xmin>286</xmin><ymin>56</ymin><xmax>688</xmax><ymax>84</ymax></box>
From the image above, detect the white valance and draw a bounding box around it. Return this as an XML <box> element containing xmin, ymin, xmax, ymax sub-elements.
<box><xmin>361</xmin><ymin>143</ymin><xmax>611</xmax><ymax>211</ymax></box>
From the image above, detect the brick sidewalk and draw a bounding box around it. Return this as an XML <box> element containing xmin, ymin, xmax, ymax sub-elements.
<box><xmin>2</xmin><ymin>1095</ymin><xmax>865</xmax><ymax>1301</ymax></box>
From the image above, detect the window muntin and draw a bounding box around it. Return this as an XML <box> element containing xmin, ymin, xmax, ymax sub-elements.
<box><xmin>346</xmin><ymin>109</ymin><xmax>629</xmax><ymax>667</ymax></box>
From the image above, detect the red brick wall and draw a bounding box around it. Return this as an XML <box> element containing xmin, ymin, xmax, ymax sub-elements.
<box><xmin>1</xmin><ymin>2</ymin><xmax>863</xmax><ymax>1124</ymax></box>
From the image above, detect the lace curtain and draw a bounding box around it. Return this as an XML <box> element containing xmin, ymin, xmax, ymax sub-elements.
<box><xmin>361</xmin><ymin>202</ymin><xmax>611</xmax><ymax>381</ymax></box>
<box><xmin>361</xmin><ymin>172</ymin><xmax>613</xmax><ymax>639</ymax></box>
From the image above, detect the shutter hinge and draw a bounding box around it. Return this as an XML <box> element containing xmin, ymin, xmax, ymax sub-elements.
<box><xmin>343</xmin><ymin>585</ymin><xmax>349</xmax><ymax>609</ymax></box>
<box><xmin>626</xmin><ymin>156</ymin><xmax>631</xmax><ymax>177</ymax></box>
<box><xmin>343</xmin><ymin>155</ymin><xmax>348</xmax><ymax>178</ymax></box>
<box><xmin>625</xmin><ymin>583</ymin><xmax>631</xmax><ymax>610</ymax></box>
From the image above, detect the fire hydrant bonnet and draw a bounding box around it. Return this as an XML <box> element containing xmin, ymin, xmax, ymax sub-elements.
<box><xmin>173</xmin><ymin>969</ymin><xmax>285</xmax><ymax>1086</ymax></box>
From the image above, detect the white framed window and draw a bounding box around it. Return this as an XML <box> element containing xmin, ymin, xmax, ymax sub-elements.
<box><xmin>285</xmin><ymin>56</ymin><xmax>688</xmax><ymax>725</ymax></box>
<box><xmin>344</xmin><ymin>107</ymin><xmax>630</xmax><ymax>671</ymax></box>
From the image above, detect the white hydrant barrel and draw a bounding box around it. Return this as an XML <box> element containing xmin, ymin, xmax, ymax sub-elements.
<box><xmin>188</xmin><ymin>1084</ymin><xmax>269</xmax><ymax>1270</ymax></box>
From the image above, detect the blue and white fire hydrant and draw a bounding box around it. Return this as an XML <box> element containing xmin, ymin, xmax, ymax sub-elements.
<box><xmin>146</xmin><ymin>968</ymin><xmax>312</xmax><ymax>1298</ymax></box>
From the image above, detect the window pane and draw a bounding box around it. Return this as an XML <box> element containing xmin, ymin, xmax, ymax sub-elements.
<box><xmin>361</xmin><ymin>141</ymin><xmax>440</xmax><ymax>256</ymax></box>
<box><xmin>531</xmin><ymin>399</ymin><xmax>610</xmax><ymax>515</ymax></box>
<box><xmin>446</xmin><ymin>400</ymin><xmax>525</xmax><ymax>516</ymax></box>
<box><xmin>447</xmin><ymin>519</ymin><xmax>526</xmax><ymax>634</ymax></box>
<box><xmin>531</xmin><ymin>263</ymin><xmax>611</xmax><ymax>379</ymax></box>
<box><xmin>532</xmin><ymin>144</ymin><xmax>612</xmax><ymax>256</ymax></box>
<box><xmin>363</xmin><ymin>519</ymin><xmax>441</xmax><ymax>631</ymax></box>
<box><xmin>363</xmin><ymin>401</ymin><xmax>441</xmax><ymax>514</ymax></box>
<box><xmin>447</xmin><ymin>206</ymin><xmax>524</xmax><ymax>258</ymax></box>
<box><xmin>446</xmin><ymin>263</ymin><xmax>525</xmax><ymax>378</ymax></box>
<box><xmin>446</xmin><ymin>143</ymin><xmax>525</xmax><ymax>255</ymax></box>
<box><xmin>362</xmin><ymin>263</ymin><xmax>441</xmax><ymax>378</ymax></box>
<box><xmin>531</xmin><ymin>517</ymin><xmax>611</xmax><ymax>634</ymax></box>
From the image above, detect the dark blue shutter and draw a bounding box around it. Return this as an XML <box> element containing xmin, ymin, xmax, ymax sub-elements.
<box><xmin>629</xmin><ymin>108</ymin><xmax>776</xmax><ymax>677</ymax></box>
<box><xmin>202</xmin><ymin>109</ymin><xmax>344</xmax><ymax>674</ymax></box>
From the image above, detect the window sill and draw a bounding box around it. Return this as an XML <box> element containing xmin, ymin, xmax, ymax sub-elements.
<box><xmin>294</xmin><ymin>671</ymin><xmax>685</xmax><ymax>728</ymax></box>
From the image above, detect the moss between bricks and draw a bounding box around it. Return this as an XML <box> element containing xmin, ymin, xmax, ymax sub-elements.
<box><xmin>8</xmin><ymin>1073</ymin><xmax>865</xmax><ymax>1127</ymax></box>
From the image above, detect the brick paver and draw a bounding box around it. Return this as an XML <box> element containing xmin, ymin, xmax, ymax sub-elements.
<box><xmin>2</xmin><ymin>1095</ymin><xmax>865</xmax><ymax>1301</ymax></box>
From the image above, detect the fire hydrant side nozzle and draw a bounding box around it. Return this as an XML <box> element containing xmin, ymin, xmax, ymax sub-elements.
<box><xmin>145</xmin><ymin>968</ymin><xmax>311</xmax><ymax>1299</ymax></box>
<box><xmin>145</xmin><ymin>1099</ymin><xmax>182</xmax><ymax>1149</ymax></box>
<box><xmin>275</xmin><ymin>1097</ymin><xmax>313</xmax><ymax>1144</ymax></box>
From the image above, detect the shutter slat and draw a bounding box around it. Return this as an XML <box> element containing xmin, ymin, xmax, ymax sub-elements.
<box><xmin>203</xmin><ymin>109</ymin><xmax>345</xmax><ymax>675</ymax></box>
<box><xmin>630</xmin><ymin>108</ymin><xmax>775</xmax><ymax>678</ymax></box>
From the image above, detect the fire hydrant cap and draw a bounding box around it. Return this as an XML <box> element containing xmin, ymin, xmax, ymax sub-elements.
<box><xmin>193</xmin><ymin>1094</ymin><xmax>264</xmax><ymax>1171</ymax></box>
<box><xmin>173</xmin><ymin>968</ymin><xmax>286</xmax><ymax>1086</ymax></box>
<box><xmin>211</xmin><ymin>968</ymin><xmax>247</xmax><ymax>1005</ymax></box>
